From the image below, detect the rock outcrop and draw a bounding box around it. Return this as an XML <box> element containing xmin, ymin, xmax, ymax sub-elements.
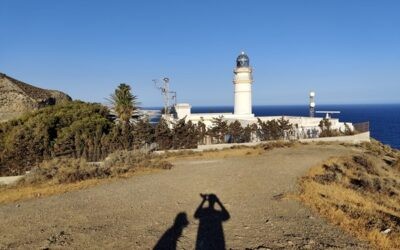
<box><xmin>0</xmin><ymin>73</ymin><xmax>72</xmax><ymax>121</ymax></box>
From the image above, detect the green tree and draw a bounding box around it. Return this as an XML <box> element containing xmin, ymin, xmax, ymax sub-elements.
<box><xmin>209</xmin><ymin>116</ymin><xmax>228</xmax><ymax>143</ymax></box>
<box><xmin>133</xmin><ymin>118</ymin><xmax>155</xmax><ymax>149</ymax></box>
<box><xmin>172</xmin><ymin>118</ymin><xmax>198</xmax><ymax>149</ymax></box>
<box><xmin>257</xmin><ymin>117</ymin><xmax>292</xmax><ymax>141</ymax></box>
<box><xmin>228</xmin><ymin>120</ymin><xmax>244</xmax><ymax>143</ymax></box>
<box><xmin>277</xmin><ymin>117</ymin><xmax>293</xmax><ymax>140</ymax></box>
<box><xmin>242</xmin><ymin>124</ymin><xmax>257</xmax><ymax>142</ymax></box>
<box><xmin>318</xmin><ymin>118</ymin><xmax>340</xmax><ymax>137</ymax></box>
<box><xmin>0</xmin><ymin>101</ymin><xmax>114</xmax><ymax>175</ymax></box>
<box><xmin>155</xmin><ymin>118</ymin><xmax>173</xmax><ymax>150</ymax></box>
<box><xmin>343</xmin><ymin>123</ymin><xmax>355</xmax><ymax>136</ymax></box>
<box><xmin>197</xmin><ymin>120</ymin><xmax>207</xmax><ymax>145</ymax></box>
<box><xmin>109</xmin><ymin>83</ymin><xmax>139</xmax><ymax>125</ymax></box>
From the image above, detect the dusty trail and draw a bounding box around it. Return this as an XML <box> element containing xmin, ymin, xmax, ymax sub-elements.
<box><xmin>0</xmin><ymin>144</ymin><xmax>368</xmax><ymax>249</ymax></box>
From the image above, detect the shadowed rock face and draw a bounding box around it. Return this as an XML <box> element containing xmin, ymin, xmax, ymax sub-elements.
<box><xmin>0</xmin><ymin>73</ymin><xmax>71</xmax><ymax>121</ymax></box>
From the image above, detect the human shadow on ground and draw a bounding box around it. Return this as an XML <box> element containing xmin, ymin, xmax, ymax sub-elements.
<box><xmin>153</xmin><ymin>212</ymin><xmax>189</xmax><ymax>250</ymax></box>
<box><xmin>194</xmin><ymin>193</ymin><xmax>230</xmax><ymax>250</ymax></box>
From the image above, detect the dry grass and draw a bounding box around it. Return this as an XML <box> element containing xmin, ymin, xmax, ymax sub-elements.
<box><xmin>159</xmin><ymin>141</ymin><xmax>296</xmax><ymax>161</ymax></box>
<box><xmin>299</xmin><ymin>141</ymin><xmax>400</xmax><ymax>249</ymax></box>
<box><xmin>0</xmin><ymin>178</ymin><xmax>103</xmax><ymax>204</ymax></box>
<box><xmin>0</xmin><ymin>150</ymin><xmax>171</xmax><ymax>204</ymax></box>
<box><xmin>18</xmin><ymin>150</ymin><xmax>172</xmax><ymax>185</ymax></box>
<box><xmin>0</xmin><ymin>167</ymin><xmax>160</xmax><ymax>204</ymax></box>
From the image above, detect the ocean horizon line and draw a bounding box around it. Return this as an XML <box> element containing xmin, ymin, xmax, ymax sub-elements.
<box><xmin>142</xmin><ymin>103</ymin><xmax>400</xmax><ymax>109</ymax></box>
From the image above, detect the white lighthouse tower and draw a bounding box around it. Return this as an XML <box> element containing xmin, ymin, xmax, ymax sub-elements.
<box><xmin>233</xmin><ymin>52</ymin><xmax>254</xmax><ymax>117</ymax></box>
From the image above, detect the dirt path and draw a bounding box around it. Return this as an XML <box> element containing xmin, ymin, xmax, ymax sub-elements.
<box><xmin>0</xmin><ymin>144</ymin><xmax>369</xmax><ymax>249</ymax></box>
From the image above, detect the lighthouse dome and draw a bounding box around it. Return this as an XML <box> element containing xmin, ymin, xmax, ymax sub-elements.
<box><xmin>236</xmin><ymin>51</ymin><xmax>250</xmax><ymax>68</ymax></box>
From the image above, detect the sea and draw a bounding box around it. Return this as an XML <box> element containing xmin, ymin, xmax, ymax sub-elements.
<box><xmin>191</xmin><ymin>104</ymin><xmax>400</xmax><ymax>149</ymax></box>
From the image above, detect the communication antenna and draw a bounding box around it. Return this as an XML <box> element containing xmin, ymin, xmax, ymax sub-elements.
<box><xmin>153</xmin><ymin>77</ymin><xmax>176</xmax><ymax>118</ymax></box>
<box><xmin>170</xmin><ymin>91</ymin><xmax>177</xmax><ymax>106</ymax></box>
<box><xmin>309</xmin><ymin>91</ymin><xmax>315</xmax><ymax>117</ymax></box>
<box><xmin>315</xmin><ymin>111</ymin><xmax>341</xmax><ymax>119</ymax></box>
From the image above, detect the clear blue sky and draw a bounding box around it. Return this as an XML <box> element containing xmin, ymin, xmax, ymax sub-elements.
<box><xmin>1</xmin><ymin>0</ymin><xmax>399</xmax><ymax>106</ymax></box>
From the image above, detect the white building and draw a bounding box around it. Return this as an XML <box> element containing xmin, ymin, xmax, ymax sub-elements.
<box><xmin>173</xmin><ymin>52</ymin><xmax>353</xmax><ymax>139</ymax></box>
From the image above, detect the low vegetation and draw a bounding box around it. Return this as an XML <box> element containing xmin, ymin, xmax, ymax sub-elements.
<box><xmin>20</xmin><ymin>150</ymin><xmax>172</xmax><ymax>185</ymax></box>
<box><xmin>0</xmin><ymin>98</ymin><xmax>296</xmax><ymax>176</ymax></box>
<box><xmin>318</xmin><ymin>118</ymin><xmax>341</xmax><ymax>137</ymax></box>
<box><xmin>299</xmin><ymin>140</ymin><xmax>400</xmax><ymax>249</ymax></box>
<box><xmin>257</xmin><ymin>117</ymin><xmax>293</xmax><ymax>140</ymax></box>
<box><xmin>0</xmin><ymin>150</ymin><xmax>172</xmax><ymax>204</ymax></box>
<box><xmin>0</xmin><ymin>101</ymin><xmax>201</xmax><ymax>176</ymax></box>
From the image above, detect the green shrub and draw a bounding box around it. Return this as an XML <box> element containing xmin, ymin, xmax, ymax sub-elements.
<box><xmin>0</xmin><ymin>101</ymin><xmax>114</xmax><ymax>175</ymax></box>
<box><xmin>319</xmin><ymin>118</ymin><xmax>340</xmax><ymax>137</ymax></box>
<box><xmin>257</xmin><ymin>117</ymin><xmax>293</xmax><ymax>141</ymax></box>
<box><xmin>155</xmin><ymin>118</ymin><xmax>173</xmax><ymax>150</ymax></box>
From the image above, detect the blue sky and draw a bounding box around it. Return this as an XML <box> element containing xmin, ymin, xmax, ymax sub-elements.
<box><xmin>1</xmin><ymin>0</ymin><xmax>399</xmax><ymax>106</ymax></box>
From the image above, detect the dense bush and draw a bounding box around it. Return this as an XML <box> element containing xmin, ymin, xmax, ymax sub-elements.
<box><xmin>208</xmin><ymin>116</ymin><xmax>228</xmax><ymax>143</ymax></box>
<box><xmin>155</xmin><ymin>118</ymin><xmax>173</xmax><ymax>150</ymax></box>
<box><xmin>0</xmin><ymin>101</ymin><xmax>114</xmax><ymax>175</ymax></box>
<box><xmin>171</xmin><ymin>118</ymin><xmax>198</xmax><ymax>149</ymax></box>
<box><xmin>227</xmin><ymin>121</ymin><xmax>257</xmax><ymax>143</ymax></box>
<box><xmin>103</xmin><ymin>150</ymin><xmax>172</xmax><ymax>172</ymax></box>
<box><xmin>0</xmin><ymin>100</ymin><xmax>203</xmax><ymax>175</ymax></box>
<box><xmin>0</xmin><ymin>101</ymin><xmax>161</xmax><ymax>175</ymax></box>
<box><xmin>318</xmin><ymin>118</ymin><xmax>340</xmax><ymax>137</ymax></box>
<box><xmin>154</xmin><ymin>118</ymin><xmax>202</xmax><ymax>150</ymax></box>
<box><xmin>257</xmin><ymin>117</ymin><xmax>293</xmax><ymax>141</ymax></box>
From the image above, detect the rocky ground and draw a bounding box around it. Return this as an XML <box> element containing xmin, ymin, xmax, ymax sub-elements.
<box><xmin>0</xmin><ymin>144</ymin><xmax>369</xmax><ymax>249</ymax></box>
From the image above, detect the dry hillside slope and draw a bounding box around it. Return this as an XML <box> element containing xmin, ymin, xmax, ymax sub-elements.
<box><xmin>0</xmin><ymin>73</ymin><xmax>71</xmax><ymax>121</ymax></box>
<box><xmin>300</xmin><ymin>141</ymin><xmax>400</xmax><ymax>249</ymax></box>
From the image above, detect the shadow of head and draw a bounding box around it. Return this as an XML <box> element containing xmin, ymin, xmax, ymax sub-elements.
<box><xmin>175</xmin><ymin>212</ymin><xmax>189</xmax><ymax>227</ymax></box>
<box><xmin>153</xmin><ymin>212</ymin><xmax>189</xmax><ymax>250</ymax></box>
<box><xmin>195</xmin><ymin>193</ymin><xmax>230</xmax><ymax>249</ymax></box>
<box><xmin>206</xmin><ymin>194</ymin><xmax>218</xmax><ymax>207</ymax></box>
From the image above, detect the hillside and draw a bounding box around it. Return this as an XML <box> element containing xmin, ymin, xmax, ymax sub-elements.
<box><xmin>300</xmin><ymin>141</ymin><xmax>400</xmax><ymax>249</ymax></box>
<box><xmin>0</xmin><ymin>73</ymin><xmax>71</xmax><ymax>121</ymax></box>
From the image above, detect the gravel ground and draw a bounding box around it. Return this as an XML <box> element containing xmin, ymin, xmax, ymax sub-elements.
<box><xmin>0</xmin><ymin>144</ymin><xmax>369</xmax><ymax>249</ymax></box>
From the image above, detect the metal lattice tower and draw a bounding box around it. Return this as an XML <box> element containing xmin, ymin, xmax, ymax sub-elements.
<box><xmin>153</xmin><ymin>77</ymin><xmax>176</xmax><ymax>119</ymax></box>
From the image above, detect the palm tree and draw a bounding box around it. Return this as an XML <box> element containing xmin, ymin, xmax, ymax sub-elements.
<box><xmin>109</xmin><ymin>83</ymin><xmax>139</xmax><ymax>125</ymax></box>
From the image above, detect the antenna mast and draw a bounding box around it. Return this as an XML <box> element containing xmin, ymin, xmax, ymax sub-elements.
<box><xmin>153</xmin><ymin>77</ymin><xmax>176</xmax><ymax>119</ymax></box>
